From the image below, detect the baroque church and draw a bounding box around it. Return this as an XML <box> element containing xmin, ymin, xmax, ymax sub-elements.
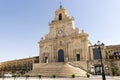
<box><xmin>27</xmin><ymin>5</ymin><xmax>89</xmax><ymax>76</ymax></box>
<box><xmin>0</xmin><ymin>5</ymin><xmax>120</xmax><ymax>77</ymax></box>
<box><xmin>39</xmin><ymin>6</ymin><xmax>89</xmax><ymax>63</ymax></box>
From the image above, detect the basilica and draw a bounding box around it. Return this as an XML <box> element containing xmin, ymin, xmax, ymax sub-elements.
<box><xmin>0</xmin><ymin>5</ymin><xmax>120</xmax><ymax>77</ymax></box>
<box><xmin>39</xmin><ymin>6</ymin><xmax>89</xmax><ymax>63</ymax></box>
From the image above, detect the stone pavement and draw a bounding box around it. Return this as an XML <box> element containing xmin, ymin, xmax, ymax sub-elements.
<box><xmin>0</xmin><ymin>76</ymin><xmax>120</xmax><ymax>80</ymax></box>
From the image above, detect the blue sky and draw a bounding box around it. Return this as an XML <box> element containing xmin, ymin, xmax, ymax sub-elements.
<box><xmin>0</xmin><ymin>0</ymin><xmax>120</xmax><ymax>62</ymax></box>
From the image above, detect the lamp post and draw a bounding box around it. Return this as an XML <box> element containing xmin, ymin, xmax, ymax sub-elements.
<box><xmin>94</xmin><ymin>41</ymin><xmax>106</xmax><ymax>80</ymax></box>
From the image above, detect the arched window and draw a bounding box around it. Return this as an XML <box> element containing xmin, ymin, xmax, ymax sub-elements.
<box><xmin>60</xmin><ymin>41</ymin><xmax>62</xmax><ymax>46</ymax></box>
<box><xmin>59</xmin><ymin>13</ymin><xmax>62</xmax><ymax>20</ymax></box>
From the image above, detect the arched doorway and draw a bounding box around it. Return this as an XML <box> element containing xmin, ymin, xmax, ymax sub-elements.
<box><xmin>58</xmin><ymin>49</ymin><xmax>64</xmax><ymax>62</ymax></box>
<box><xmin>76</xmin><ymin>54</ymin><xmax>80</xmax><ymax>61</ymax></box>
<box><xmin>94</xmin><ymin>64</ymin><xmax>102</xmax><ymax>75</ymax></box>
<box><xmin>44</xmin><ymin>57</ymin><xmax>48</xmax><ymax>63</ymax></box>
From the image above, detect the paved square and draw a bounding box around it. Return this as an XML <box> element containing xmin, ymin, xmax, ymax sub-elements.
<box><xmin>0</xmin><ymin>76</ymin><xmax>120</xmax><ymax>80</ymax></box>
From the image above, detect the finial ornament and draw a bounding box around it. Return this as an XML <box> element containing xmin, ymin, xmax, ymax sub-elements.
<box><xmin>60</xmin><ymin>2</ymin><xmax>62</xmax><ymax>9</ymax></box>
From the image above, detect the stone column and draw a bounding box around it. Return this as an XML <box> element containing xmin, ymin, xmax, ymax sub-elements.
<box><xmin>50</xmin><ymin>45</ymin><xmax>53</xmax><ymax>62</ymax></box>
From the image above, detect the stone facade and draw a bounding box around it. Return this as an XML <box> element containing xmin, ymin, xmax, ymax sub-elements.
<box><xmin>89</xmin><ymin>45</ymin><xmax>120</xmax><ymax>75</ymax></box>
<box><xmin>0</xmin><ymin>56</ymin><xmax>39</xmax><ymax>76</ymax></box>
<box><xmin>38</xmin><ymin>7</ymin><xmax>89</xmax><ymax>63</ymax></box>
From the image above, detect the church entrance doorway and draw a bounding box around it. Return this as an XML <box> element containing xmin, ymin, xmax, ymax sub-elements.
<box><xmin>44</xmin><ymin>57</ymin><xmax>48</xmax><ymax>63</ymax></box>
<box><xmin>58</xmin><ymin>49</ymin><xmax>64</xmax><ymax>62</ymax></box>
<box><xmin>76</xmin><ymin>54</ymin><xmax>80</xmax><ymax>61</ymax></box>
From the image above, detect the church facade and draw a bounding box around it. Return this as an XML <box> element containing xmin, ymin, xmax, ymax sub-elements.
<box><xmin>39</xmin><ymin>6</ymin><xmax>89</xmax><ymax>63</ymax></box>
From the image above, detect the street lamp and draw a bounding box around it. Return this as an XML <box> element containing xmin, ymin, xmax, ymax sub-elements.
<box><xmin>94</xmin><ymin>41</ymin><xmax>106</xmax><ymax>80</ymax></box>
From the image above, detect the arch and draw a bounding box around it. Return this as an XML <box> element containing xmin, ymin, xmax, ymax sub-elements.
<box><xmin>58</xmin><ymin>49</ymin><xmax>64</xmax><ymax>62</ymax></box>
<box><xmin>59</xmin><ymin>13</ymin><xmax>62</xmax><ymax>20</ymax></box>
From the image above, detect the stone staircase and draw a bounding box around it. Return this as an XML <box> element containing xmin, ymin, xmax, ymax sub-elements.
<box><xmin>26</xmin><ymin>62</ymin><xmax>87</xmax><ymax>77</ymax></box>
<box><xmin>67</xmin><ymin>61</ymin><xmax>88</xmax><ymax>71</ymax></box>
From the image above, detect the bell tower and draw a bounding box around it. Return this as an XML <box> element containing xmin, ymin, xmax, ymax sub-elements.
<box><xmin>53</xmin><ymin>6</ymin><xmax>73</xmax><ymax>21</ymax></box>
<box><xmin>47</xmin><ymin>5</ymin><xmax>78</xmax><ymax>39</ymax></box>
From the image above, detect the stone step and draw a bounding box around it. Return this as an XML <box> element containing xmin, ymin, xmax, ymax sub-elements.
<box><xmin>68</xmin><ymin>61</ymin><xmax>87</xmax><ymax>71</ymax></box>
<box><xmin>26</xmin><ymin>62</ymin><xmax>87</xmax><ymax>77</ymax></box>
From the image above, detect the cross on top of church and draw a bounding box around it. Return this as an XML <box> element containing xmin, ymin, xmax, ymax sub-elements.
<box><xmin>60</xmin><ymin>2</ymin><xmax>62</xmax><ymax>9</ymax></box>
